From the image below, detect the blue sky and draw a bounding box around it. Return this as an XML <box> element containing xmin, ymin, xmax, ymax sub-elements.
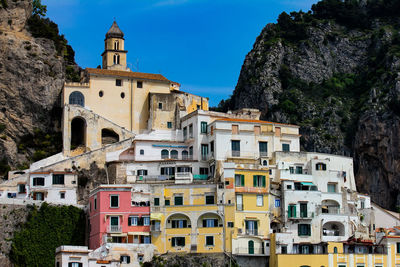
<box><xmin>43</xmin><ymin>0</ymin><xmax>317</xmax><ymax>106</ymax></box>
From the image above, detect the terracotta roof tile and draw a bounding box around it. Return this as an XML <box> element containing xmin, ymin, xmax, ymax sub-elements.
<box><xmin>86</xmin><ymin>68</ymin><xmax>171</xmax><ymax>83</ymax></box>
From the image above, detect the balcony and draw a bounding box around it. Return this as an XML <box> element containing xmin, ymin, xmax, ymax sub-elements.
<box><xmin>288</xmin><ymin>212</ymin><xmax>314</xmax><ymax>220</ymax></box>
<box><xmin>107</xmin><ymin>225</ymin><xmax>122</xmax><ymax>233</ymax></box>
<box><xmin>245</xmin><ymin>229</ymin><xmax>258</xmax><ymax>236</ymax></box>
<box><xmin>175</xmin><ymin>172</ymin><xmax>193</xmax><ymax>184</ymax></box>
<box><xmin>234</xmin><ymin>246</ymin><xmax>264</xmax><ymax>255</ymax></box>
<box><xmin>150</xmin><ymin>225</ymin><xmax>161</xmax><ymax>232</ymax></box>
<box><xmin>260</xmin><ymin>151</ymin><xmax>268</xmax><ymax>157</ymax></box>
<box><xmin>232</xmin><ymin>150</ymin><xmax>240</xmax><ymax>157</ymax></box>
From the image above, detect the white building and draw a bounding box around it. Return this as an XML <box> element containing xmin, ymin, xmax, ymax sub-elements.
<box><xmin>29</xmin><ymin>170</ymin><xmax>78</xmax><ymax>205</ymax></box>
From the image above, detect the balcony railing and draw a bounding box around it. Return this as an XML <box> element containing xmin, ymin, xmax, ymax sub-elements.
<box><xmin>245</xmin><ymin>229</ymin><xmax>258</xmax><ymax>236</ymax></box>
<box><xmin>260</xmin><ymin>151</ymin><xmax>268</xmax><ymax>157</ymax></box>
<box><xmin>288</xmin><ymin>212</ymin><xmax>314</xmax><ymax>219</ymax></box>
<box><xmin>234</xmin><ymin>246</ymin><xmax>264</xmax><ymax>255</ymax></box>
<box><xmin>151</xmin><ymin>225</ymin><xmax>161</xmax><ymax>232</ymax></box>
<box><xmin>107</xmin><ymin>225</ymin><xmax>122</xmax><ymax>233</ymax></box>
<box><xmin>232</xmin><ymin>150</ymin><xmax>240</xmax><ymax>157</ymax></box>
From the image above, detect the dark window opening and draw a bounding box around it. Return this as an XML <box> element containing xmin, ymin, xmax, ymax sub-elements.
<box><xmin>101</xmin><ymin>129</ymin><xmax>119</xmax><ymax>145</ymax></box>
<box><xmin>71</xmin><ymin>117</ymin><xmax>86</xmax><ymax>149</ymax></box>
<box><xmin>116</xmin><ymin>79</ymin><xmax>122</xmax><ymax>86</ymax></box>
<box><xmin>137</xmin><ymin>81</ymin><xmax>143</xmax><ymax>88</ymax></box>
<box><xmin>52</xmin><ymin>174</ymin><xmax>64</xmax><ymax>185</ymax></box>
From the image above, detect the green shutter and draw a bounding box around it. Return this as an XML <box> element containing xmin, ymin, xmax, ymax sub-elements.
<box><xmin>262</xmin><ymin>176</ymin><xmax>266</xmax><ymax>187</ymax></box>
<box><xmin>253</xmin><ymin>175</ymin><xmax>257</xmax><ymax>187</ymax></box>
<box><xmin>241</xmin><ymin>175</ymin><xmax>245</xmax><ymax>186</ymax></box>
<box><xmin>288</xmin><ymin>206</ymin><xmax>292</xmax><ymax>218</ymax></box>
<box><xmin>254</xmin><ymin>221</ymin><xmax>258</xmax><ymax>230</ymax></box>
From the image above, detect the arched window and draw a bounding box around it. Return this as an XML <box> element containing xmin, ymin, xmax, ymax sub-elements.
<box><xmin>161</xmin><ymin>149</ymin><xmax>169</xmax><ymax>159</ymax></box>
<box><xmin>69</xmin><ymin>91</ymin><xmax>84</xmax><ymax>106</ymax></box>
<box><xmin>316</xmin><ymin>163</ymin><xmax>327</xmax><ymax>171</ymax></box>
<box><xmin>170</xmin><ymin>150</ymin><xmax>178</xmax><ymax>159</ymax></box>
<box><xmin>262</xmin><ymin>160</ymin><xmax>268</xmax><ymax>166</ymax></box>
<box><xmin>114</xmin><ymin>41</ymin><xmax>119</xmax><ymax>50</ymax></box>
<box><xmin>71</xmin><ymin>117</ymin><xmax>86</xmax><ymax>149</ymax></box>
<box><xmin>333</xmin><ymin>247</ymin><xmax>338</xmax><ymax>253</ymax></box>
<box><xmin>248</xmin><ymin>240</ymin><xmax>254</xmax><ymax>255</ymax></box>
<box><xmin>113</xmin><ymin>54</ymin><xmax>120</xmax><ymax>65</ymax></box>
<box><xmin>182</xmin><ymin>150</ymin><xmax>188</xmax><ymax>160</ymax></box>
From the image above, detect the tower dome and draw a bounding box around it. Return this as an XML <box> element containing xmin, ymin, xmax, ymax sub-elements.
<box><xmin>105</xmin><ymin>21</ymin><xmax>124</xmax><ymax>39</ymax></box>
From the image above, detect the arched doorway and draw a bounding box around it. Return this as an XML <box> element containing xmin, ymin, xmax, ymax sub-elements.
<box><xmin>69</xmin><ymin>91</ymin><xmax>85</xmax><ymax>107</ymax></box>
<box><xmin>71</xmin><ymin>117</ymin><xmax>86</xmax><ymax>149</ymax></box>
<box><xmin>101</xmin><ymin>128</ymin><xmax>119</xmax><ymax>145</ymax></box>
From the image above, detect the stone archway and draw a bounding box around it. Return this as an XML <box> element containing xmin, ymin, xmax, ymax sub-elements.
<box><xmin>101</xmin><ymin>128</ymin><xmax>119</xmax><ymax>145</ymax></box>
<box><xmin>71</xmin><ymin>117</ymin><xmax>86</xmax><ymax>149</ymax></box>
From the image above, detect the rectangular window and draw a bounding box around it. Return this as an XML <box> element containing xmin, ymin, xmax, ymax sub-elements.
<box><xmin>205</xmin><ymin>236</ymin><xmax>214</xmax><ymax>246</ymax></box>
<box><xmin>245</xmin><ymin>220</ymin><xmax>258</xmax><ymax>235</ymax></box>
<box><xmin>201</xmin><ymin>144</ymin><xmax>208</xmax><ymax>160</ymax></box>
<box><xmin>183</xmin><ymin>127</ymin><xmax>187</xmax><ymax>140</ymax></box>
<box><xmin>154</xmin><ymin>198</ymin><xmax>160</xmax><ymax>206</ymax></box>
<box><xmin>327</xmin><ymin>183</ymin><xmax>337</xmax><ymax>193</ymax></box>
<box><xmin>300</xmin><ymin>203</ymin><xmax>308</xmax><ymax>218</ymax></box>
<box><xmin>231</xmin><ymin>140</ymin><xmax>240</xmax><ymax>157</ymax></box>
<box><xmin>60</xmin><ymin>192</ymin><xmax>65</xmax><ymax>199</ymax></box>
<box><xmin>397</xmin><ymin>242</ymin><xmax>400</xmax><ymax>253</ymax></box>
<box><xmin>236</xmin><ymin>194</ymin><xmax>243</xmax><ymax>211</ymax></box>
<box><xmin>165</xmin><ymin>199</ymin><xmax>170</xmax><ymax>206</ymax></box>
<box><xmin>235</xmin><ymin>174</ymin><xmax>245</xmax><ymax>187</ymax></box>
<box><xmin>201</xmin><ymin>121</ymin><xmax>208</xmax><ymax>133</ymax></box>
<box><xmin>171</xmin><ymin>220</ymin><xmax>187</xmax><ymax>228</ymax></box>
<box><xmin>289</xmin><ymin>166</ymin><xmax>294</xmax><ymax>174</ymax></box>
<box><xmin>200</xmin><ymin>167</ymin><xmax>208</xmax><ymax>175</ymax></box>
<box><xmin>137</xmin><ymin>81</ymin><xmax>143</xmax><ymax>88</ymax></box>
<box><xmin>158</xmin><ymin>103</ymin><xmax>163</xmax><ymax>109</ymax></box>
<box><xmin>361</xmin><ymin>200</ymin><xmax>365</xmax><ymax>209</ymax></box>
<box><xmin>295</xmin><ymin>166</ymin><xmax>303</xmax><ymax>174</ymax></box>
<box><xmin>171</xmin><ymin>237</ymin><xmax>185</xmax><ymax>247</ymax></box>
<box><xmin>110</xmin><ymin>195</ymin><xmax>119</xmax><ymax>208</ymax></box>
<box><xmin>203</xmin><ymin>219</ymin><xmax>218</xmax><ymax>227</ymax></box>
<box><xmin>120</xmin><ymin>255</ymin><xmax>130</xmax><ymax>264</ymax></box>
<box><xmin>33</xmin><ymin>177</ymin><xmax>45</xmax><ymax>186</ymax></box>
<box><xmin>143</xmin><ymin>216</ymin><xmax>150</xmax><ymax>226</ymax></box>
<box><xmin>128</xmin><ymin>216</ymin><xmax>138</xmax><ymax>226</ymax></box>
<box><xmin>259</xmin><ymin>142</ymin><xmax>268</xmax><ymax>157</ymax></box>
<box><xmin>94</xmin><ymin>196</ymin><xmax>97</xmax><ymax>210</ymax></box>
<box><xmin>253</xmin><ymin>175</ymin><xmax>266</xmax><ymax>187</ymax></box>
<box><xmin>174</xmin><ymin>196</ymin><xmax>183</xmax><ymax>206</ymax></box>
<box><xmin>281</xmin><ymin>246</ymin><xmax>287</xmax><ymax>254</ymax></box>
<box><xmin>116</xmin><ymin>79</ymin><xmax>122</xmax><ymax>86</ymax></box>
<box><xmin>137</xmin><ymin>169</ymin><xmax>148</xmax><ymax>176</ymax></box>
<box><xmin>257</xmin><ymin>195</ymin><xmax>263</xmax><ymax>206</ymax></box>
<box><xmin>18</xmin><ymin>184</ymin><xmax>26</xmax><ymax>193</ymax></box>
<box><xmin>298</xmin><ymin>224</ymin><xmax>311</xmax><ymax>236</ymax></box>
<box><xmin>282</xmin><ymin>143</ymin><xmax>290</xmax><ymax>152</ymax></box>
<box><xmin>275</xmin><ymin>199</ymin><xmax>281</xmax><ymax>207</ymax></box>
<box><xmin>232</xmin><ymin>125</ymin><xmax>239</xmax><ymax>134</ymax></box>
<box><xmin>227</xmin><ymin>222</ymin><xmax>234</xmax><ymax>228</ymax></box>
<box><xmin>167</xmin><ymin>122</ymin><xmax>172</xmax><ymax>128</ymax></box>
<box><xmin>189</xmin><ymin>124</ymin><xmax>193</xmax><ymax>138</ymax></box>
<box><xmin>205</xmin><ymin>195</ymin><xmax>215</xmax><ymax>205</ymax></box>
<box><xmin>52</xmin><ymin>174</ymin><xmax>64</xmax><ymax>185</ymax></box>
<box><xmin>288</xmin><ymin>204</ymin><xmax>296</xmax><ymax>218</ymax></box>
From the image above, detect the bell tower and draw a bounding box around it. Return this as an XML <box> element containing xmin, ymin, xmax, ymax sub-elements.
<box><xmin>101</xmin><ymin>21</ymin><xmax>128</xmax><ymax>70</ymax></box>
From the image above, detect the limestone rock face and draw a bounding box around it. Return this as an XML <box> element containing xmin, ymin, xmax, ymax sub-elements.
<box><xmin>0</xmin><ymin>0</ymin><xmax>65</xmax><ymax>168</ymax></box>
<box><xmin>224</xmin><ymin>8</ymin><xmax>400</xmax><ymax>209</ymax></box>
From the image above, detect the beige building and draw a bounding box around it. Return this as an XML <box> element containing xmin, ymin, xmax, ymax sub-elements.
<box><xmin>62</xmin><ymin>21</ymin><xmax>208</xmax><ymax>156</ymax></box>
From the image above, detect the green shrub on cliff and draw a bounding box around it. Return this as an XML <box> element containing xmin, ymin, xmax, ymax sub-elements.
<box><xmin>10</xmin><ymin>203</ymin><xmax>86</xmax><ymax>267</ymax></box>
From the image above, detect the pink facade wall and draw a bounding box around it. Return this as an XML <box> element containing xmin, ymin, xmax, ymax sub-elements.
<box><xmin>89</xmin><ymin>188</ymin><xmax>150</xmax><ymax>249</ymax></box>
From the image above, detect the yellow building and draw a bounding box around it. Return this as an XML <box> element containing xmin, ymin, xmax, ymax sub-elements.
<box><xmin>149</xmin><ymin>182</ymin><xmax>224</xmax><ymax>254</ymax></box>
<box><xmin>224</xmin><ymin>167</ymin><xmax>270</xmax><ymax>257</ymax></box>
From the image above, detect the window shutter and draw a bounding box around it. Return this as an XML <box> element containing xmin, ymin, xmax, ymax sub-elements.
<box><xmin>245</xmin><ymin>220</ymin><xmax>249</xmax><ymax>230</ymax></box>
<box><xmin>254</xmin><ymin>221</ymin><xmax>258</xmax><ymax>230</ymax></box>
<box><xmin>127</xmin><ymin>256</ymin><xmax>130</xmax><ymax>264</ymax></box>
<box><xmin>262</xmin><ymin>176</ymin><xmax>266</xmax><ymax>187</ymax></box>
<box><xmin>128</xmin><ymin>217</ymin><xmax>131</xmax><ymax>226</ymax></box>
<box><xmin>241</xmin><ymin>175</ymin><xmax>245</xmax><ymax>186</ymax></box>
<box><xmin>79</xmin><ymin>263</ymin><xmax>83</xmax><ymax>267</ymax></box>
<box><xmin>172</xmin><ymin>238</ymin><xmax>175</xmax><ymax>247</ymax></box>
<box><xmin>307</xmin><ymin>224</ymin><xmax>311</xmax><ymax>235</ymax></box>
<box><xmin>182</xmin><ymin>237</ymin><xmax>186</xmax><ymax>246</ymax></box>
<box><xmin>214</xmin><ymin>219</ymin><xmax>218</xmax><ymax>227</ymax></box>
<box><xmin>298</xmin><ymin>224</ymin><xmax>301</xmax><ymax>235</ymax></box>
<box><xmin>183</xmin><ymin>220</ymin><xmax>187</xmax><ymax>228</ymax></box>
<box><xmin>294</xmin><ymin>205</ymin><xmax>297</xmax><ymax>218</ymax></box>
<box><xmin>203</xmin><ymin>220</ymin><xmax>207</xmax><ymax>227</ymax></box>
<box><xmin>253</xmin><ymin>175</ymin><xmax>257</xmax><ymax>187</ymax></box>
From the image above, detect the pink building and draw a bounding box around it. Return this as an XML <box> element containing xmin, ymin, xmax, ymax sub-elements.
<box><xmin>88</xmin><ymin>184</ymin><xmax>151</xmax><ymax>249</ymax></box>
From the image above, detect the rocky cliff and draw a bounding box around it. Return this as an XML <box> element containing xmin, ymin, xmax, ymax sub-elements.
<box><xmin>0</xmin><ymin>0</ymin><xmax>79</xmax><ymax>177</ymax></box>
<box><xmin>217</xmin><ymin>0</ymin><xmax>400</xmax><ymax>210</ymax></box>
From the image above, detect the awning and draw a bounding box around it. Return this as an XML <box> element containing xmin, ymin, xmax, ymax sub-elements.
<box><xmin>301</xmin><ymin>182</ymin><xmax>314</xmax><ymax>186</ymax></box>
<box><xmin>150</xmin><ymin>213</ymin><xmax>163</xmax><ymax>220</ymax></box>
<box><xmin>128</xmin><ymin>232</ymin><xmax>151</xmax><ymax>236</ymax></box>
